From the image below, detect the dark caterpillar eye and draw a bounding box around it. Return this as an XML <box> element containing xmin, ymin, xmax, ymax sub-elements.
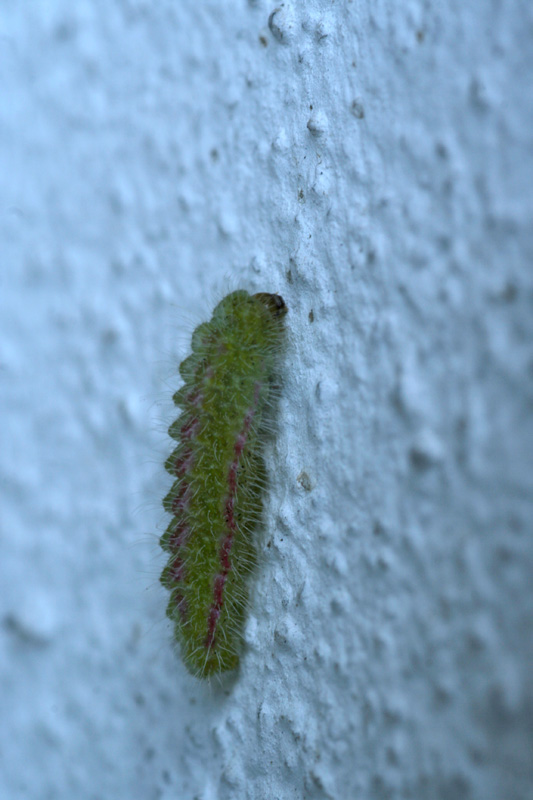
<box><xmin>253</xmin><ymin>292</ymin><xmax>288</xmax><ymax>318</ymax></box>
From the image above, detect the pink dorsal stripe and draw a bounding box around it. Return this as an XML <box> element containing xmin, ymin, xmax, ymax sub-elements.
<box><xmin>171</xmin><ymin>483</ymin><xmax>191</xmax><ymax>515</ymax></box>
<box><xmin>175</xmin><ymin>447</ymin><xmax>194</xmax><ymax>476</ymax></box>
<box><xmin>205</xmin><ymin>382</ymin><xmax>262</xmax><ymax>650</ymax></box>
<box><xmin>169</xmin><ymin>521</ymin><xmax>190</xmax><ymax>551</ymax></box>
<box><xmin>181</xmin><ymin>416</ymin><xmax>200</xmax><ymax>440</ymax></box>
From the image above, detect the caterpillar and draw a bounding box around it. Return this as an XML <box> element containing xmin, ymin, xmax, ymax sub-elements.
<box><xmin>160</xmin><ymin>290</ymin><xmax>287</xmax><ymax>678</ymax></box>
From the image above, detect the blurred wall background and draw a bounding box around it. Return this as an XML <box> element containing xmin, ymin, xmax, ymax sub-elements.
<box><xmin>1</xmin><ymin>2</ymin><xmax>532</xmax><ymax>798</ymax></box>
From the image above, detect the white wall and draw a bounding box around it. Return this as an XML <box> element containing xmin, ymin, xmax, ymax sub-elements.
<box><xmin>1</xmin><ymin>2</ymin><xmax>532</xmax><ymax>798</ymax></box>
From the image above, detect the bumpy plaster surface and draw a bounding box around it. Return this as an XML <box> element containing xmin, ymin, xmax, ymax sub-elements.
<box><xmin>1</xmin><ymin>2</ymin><xmax>532</xmax><ymax>798</ymax></box>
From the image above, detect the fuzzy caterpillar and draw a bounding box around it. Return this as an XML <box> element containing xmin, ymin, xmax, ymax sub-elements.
<box><xmin>160</xmin><ymin>290</ymin><xmax>287</xmax><ymax>678</ymax></box>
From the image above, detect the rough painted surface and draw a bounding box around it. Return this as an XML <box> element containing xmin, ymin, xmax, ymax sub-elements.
<box><xmin>1</xmin><ymin>1</ymin><xmax>532</xmax><ymax>799</ymax></box>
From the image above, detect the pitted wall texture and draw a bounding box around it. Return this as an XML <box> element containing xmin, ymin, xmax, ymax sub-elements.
<box><xmin>1</xmin><ymin>2</ymin><xmax>532</xmax><ymax>799</ymax></box>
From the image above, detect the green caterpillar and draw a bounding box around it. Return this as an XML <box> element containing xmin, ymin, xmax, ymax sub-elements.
<box><xmin>160</xmin><ymin>290</ymin><xmax>287</xmax><ymax>678</ymax></box>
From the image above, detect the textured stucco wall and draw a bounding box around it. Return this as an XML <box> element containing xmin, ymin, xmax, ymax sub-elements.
<box><xmin>1</xmin><ymin>2</ymin><xmax>532</xmax><ymax>799</ymax></box>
